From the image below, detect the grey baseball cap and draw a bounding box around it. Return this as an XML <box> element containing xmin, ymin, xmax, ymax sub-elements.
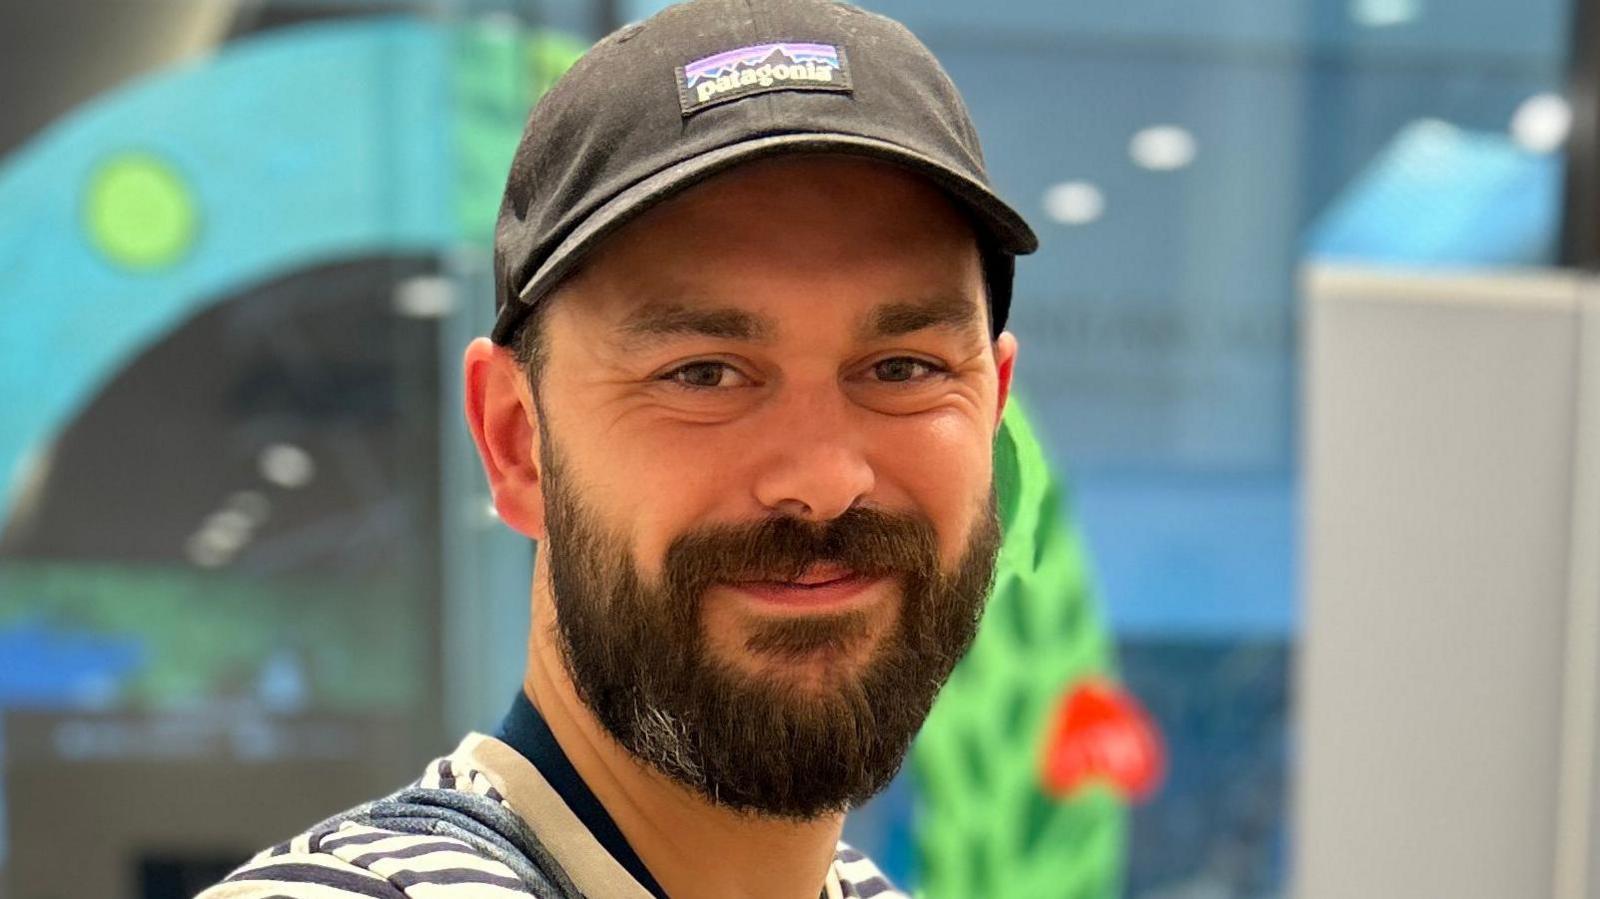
<box><xmin>491</xmin><ymin>0</ymin><xmax>1038</xmax><ymax>345</ymax></box>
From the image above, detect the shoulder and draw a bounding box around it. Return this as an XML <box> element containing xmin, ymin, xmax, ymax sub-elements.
<box><xmin>832</xmin><ymin>842</ymin><xmax>910</xmax><ymax>899</ymax></box>
<box><xmin>197</xmin><ymin>821</ymin><xmax>532</xmax><ymax>899</ymax></box>
<box><xmin>196</xmin><ymin>738</ymin><xmax>537</xmax><ymax>899</ymax></box>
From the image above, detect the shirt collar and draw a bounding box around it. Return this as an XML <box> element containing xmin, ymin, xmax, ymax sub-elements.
<box><xmin>494</xmin><ymin>688</ymin><xmax>671</xmax><ymax>899</ymax></box>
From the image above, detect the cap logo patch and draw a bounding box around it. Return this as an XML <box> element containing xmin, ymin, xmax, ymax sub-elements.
<box><xmin>677</xmin><ymin>41</ymin><xmax>852</xmax><ymax>117</ymax></box>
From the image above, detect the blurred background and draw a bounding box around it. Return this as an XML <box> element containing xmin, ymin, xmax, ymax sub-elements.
<box><xmin>1</xmin><ymin>0</ymin><xmax>1595</xmax><ymax>897</ymax></box>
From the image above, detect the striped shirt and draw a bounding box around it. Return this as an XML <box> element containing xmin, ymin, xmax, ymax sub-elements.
<box><xmin>198</xmin><ymin>700</ymin><xmax>905</xmax><ymax>899</ymax></box>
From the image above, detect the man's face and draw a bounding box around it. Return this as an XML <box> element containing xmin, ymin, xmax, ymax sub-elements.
<box><xmin>528</xmin><ymin>155</ymin><xmax>1014</xmax><ymax>818</ymax></box>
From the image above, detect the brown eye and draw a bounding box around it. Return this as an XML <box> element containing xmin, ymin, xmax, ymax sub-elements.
<box><xmin>663</xmin><ymin>361</ymin><xmax>749</xmax><ymax>389</ymax></box>
<box><xmin>873</xmin><ymin>357</ymin><xmax>940</xmax><ymax>383</ymax></box>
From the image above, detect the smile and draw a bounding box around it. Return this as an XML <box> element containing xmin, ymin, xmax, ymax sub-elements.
<box><xmin>727</xmin><ymin>565</ymin><xmax>888</xmax><ymax>611</ymax></box>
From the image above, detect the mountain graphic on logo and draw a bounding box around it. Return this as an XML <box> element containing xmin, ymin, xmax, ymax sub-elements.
<box><xmin>758</xmin><ymin>48</ymin><xmax>798</xmax><ymax>68</ymax></box>
<box><xmin>688</xmin><ymin>49</ymin><xmax>801</xmax><ymax>84</ymax></box>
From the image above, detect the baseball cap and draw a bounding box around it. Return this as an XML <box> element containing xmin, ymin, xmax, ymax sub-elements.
<box><xmin>491</xmin><ymin>0</ymin><xmax>1038</xmax><ymax>345</ymax></box>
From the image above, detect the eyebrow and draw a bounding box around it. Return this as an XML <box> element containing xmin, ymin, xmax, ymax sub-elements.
<box><xmin>862</xmin><ymin>295</ymin><xmax>985</xmax><ymax>340</ymax></box>
<box><xmin>614</xmin><ymin>302</ymin><xmax>776</xmax><ymax>347</ymax></box>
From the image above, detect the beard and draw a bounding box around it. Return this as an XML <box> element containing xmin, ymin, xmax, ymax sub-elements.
<box><xmin>538</xmin><ymin>434</ymin><xmax>1002</xmax><ymax>821</ymax></box>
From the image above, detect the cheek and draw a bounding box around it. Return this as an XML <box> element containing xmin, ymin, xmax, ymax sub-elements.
<box><xmin>568</xmin><ymin>430</ymin><xmax>739</xmax><ymax>577</ymax></box>
<box><xmin>871</xmin><ymin>414</ymin><xmax>994</xmax><ymax>560</ymax></box>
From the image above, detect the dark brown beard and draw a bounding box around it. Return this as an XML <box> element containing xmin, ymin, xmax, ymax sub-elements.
<box><xmin>539</xmin><ymin>433</ymin><xmax>1001</xmax><ymax>820</ymax></box>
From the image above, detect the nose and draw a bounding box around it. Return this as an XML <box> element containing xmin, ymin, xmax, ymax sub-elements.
<box><xmin>749</xmin><ymin>385</ymin><xmax>876</xmax><ymax>522</ymax></box>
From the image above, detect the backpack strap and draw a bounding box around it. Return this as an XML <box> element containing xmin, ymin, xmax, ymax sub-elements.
<box><xmin>309</xmin><ymin>783</ymin><xmax>587</xmax><ymax>898</ymax></box>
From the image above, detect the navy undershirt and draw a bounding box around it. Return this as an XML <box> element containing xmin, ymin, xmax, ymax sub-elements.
<box><xmin>494</xmin><ymin>689</ymin><xmax>671</xmax><ymax>899</ymax></box>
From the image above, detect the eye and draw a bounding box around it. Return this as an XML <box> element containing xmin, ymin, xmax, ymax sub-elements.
<box><xmin>871</xmin><ymin>357</ymin><xmax>946</xmax><ymax>383</ymax></box>
<box><xmin>661</xmin><ymin>361</ymin><xmax>751</xmax><ymax>389</ymax></box>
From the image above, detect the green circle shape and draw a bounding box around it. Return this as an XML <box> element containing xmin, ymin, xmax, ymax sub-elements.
<box><xmin>84</xmin><ymin>152</ymin><xmax>199</xmax><ymax>270</ymax></box>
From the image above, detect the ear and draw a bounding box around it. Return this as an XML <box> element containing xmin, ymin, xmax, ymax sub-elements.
<box><xmin>992</xmin><ymin>330</ymin><xmax>1018</xmax><ymax>433</ymax></box>
<box><xmin>463</xmin><ymin>337</ymin><xmax>548</xmax><ymax>540</ymax></box>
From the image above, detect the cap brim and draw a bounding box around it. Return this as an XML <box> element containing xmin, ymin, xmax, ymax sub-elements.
<box><xmin>492</xmin><ymin>132</ymin><xmax>1038</xmax><ymax>343</ymax></box>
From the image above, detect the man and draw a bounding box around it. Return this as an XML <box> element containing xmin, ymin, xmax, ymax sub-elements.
<box><xmin>200</xmin><ymin>0</ymin><xmax>1035</xmax><ymax>896</ymax></box>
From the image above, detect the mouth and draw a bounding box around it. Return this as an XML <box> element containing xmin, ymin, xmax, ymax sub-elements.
<box><xmin>726</xmin><ymin>564</ymin><xmax>887</xmax><ymax>611</ymax></box>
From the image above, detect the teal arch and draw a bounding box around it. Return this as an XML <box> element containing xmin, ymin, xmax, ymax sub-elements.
<box><xmin>0</xmin><ymin>17</ymin><xmax>591</xmax><ymax>519</ymax></box>
<box><xmin>0</xmin><ymin>18</ymin><xmax>457</xmax><ymax>516</ymax></box>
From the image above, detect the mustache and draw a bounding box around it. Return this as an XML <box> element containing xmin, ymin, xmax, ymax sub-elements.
<box><xmin>659</xmin><ymin>506</ymin><xmax>942</xmax><ymax>594</ymax></box>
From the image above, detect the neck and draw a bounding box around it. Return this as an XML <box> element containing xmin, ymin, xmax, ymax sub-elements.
<box><xmin>523</xmin><ymin>574</ymin><xmax>844</xmax><ymax>899</ymax></box>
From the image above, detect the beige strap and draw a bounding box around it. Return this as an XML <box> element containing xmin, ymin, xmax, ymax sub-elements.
<box><xmin>456</xmin><ymin>733</ymin><xmax>657</xmax><ymax>899</ymax></box>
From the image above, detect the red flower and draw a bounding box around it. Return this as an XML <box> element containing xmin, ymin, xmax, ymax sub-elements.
<box><xmin>1039</xmin><ymin>679</ymin><xmax>1166</xmax><ymax>802</ymax></box>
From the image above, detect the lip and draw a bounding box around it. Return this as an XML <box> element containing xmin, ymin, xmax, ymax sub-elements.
<box><xmin>727</xmin><ymin>570</ymin><xmax>887</xmax><ymax>611</ymax></box>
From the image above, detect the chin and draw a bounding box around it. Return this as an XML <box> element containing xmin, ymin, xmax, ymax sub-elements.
<box><xmin>739</xmin><ymin>641</ymin><xmax>880</xmax><ymax>694</ymax></box>
<box><xmin>718</xmin><ymin>611</ymin><xmax>888</xmax><ymax>690</ymax></box>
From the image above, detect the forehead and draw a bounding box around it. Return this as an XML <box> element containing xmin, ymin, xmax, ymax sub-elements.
<box><xmin>547</xmin><ymin>154</ymin><xmax>986</xmax><ymax>337</ymax></box>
